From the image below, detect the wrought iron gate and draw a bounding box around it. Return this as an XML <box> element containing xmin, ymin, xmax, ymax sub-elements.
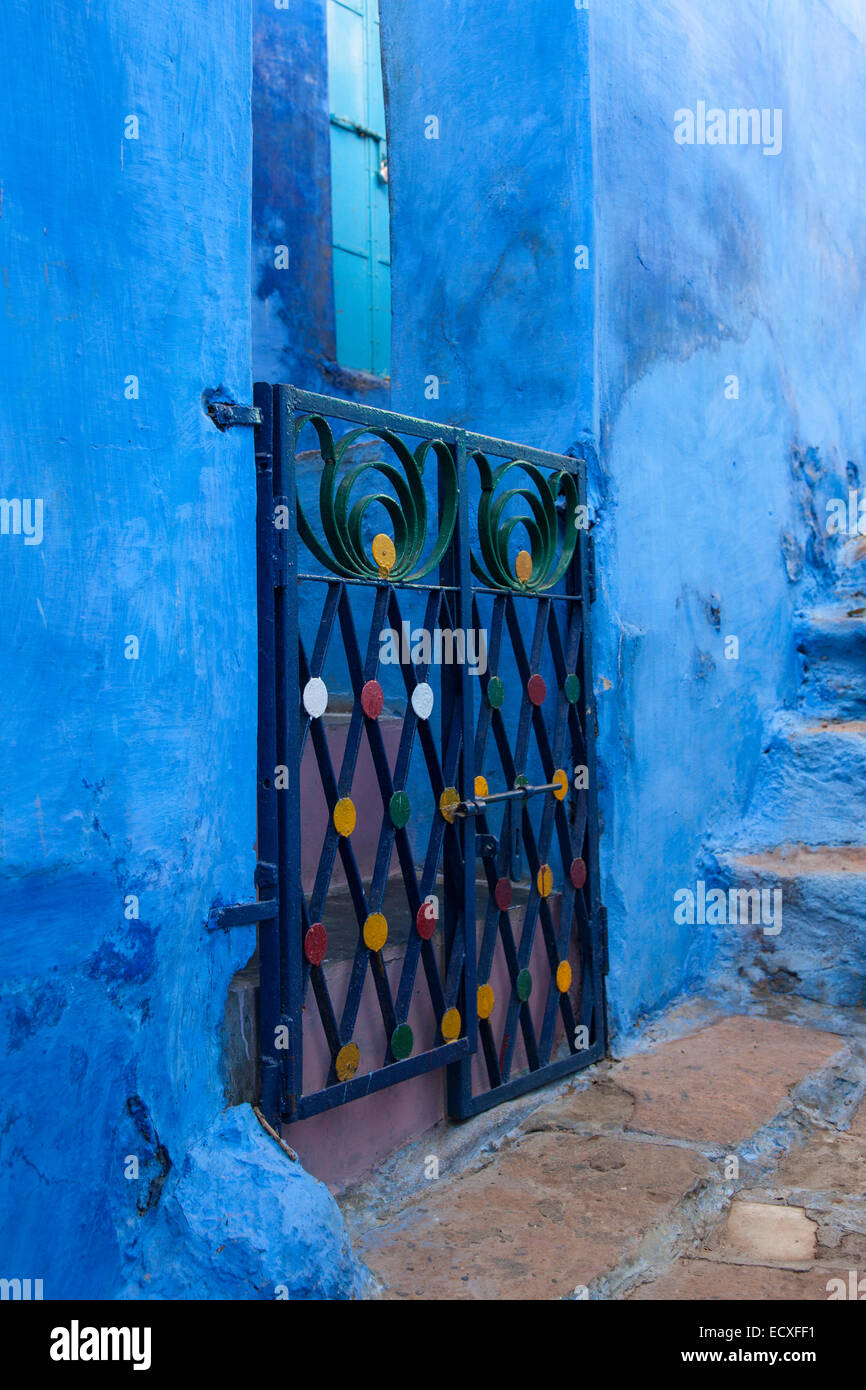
<box><xmin>253</xmin><ymin>384</ymin><xmax>606</xmax><ymax>1127</ymax></box>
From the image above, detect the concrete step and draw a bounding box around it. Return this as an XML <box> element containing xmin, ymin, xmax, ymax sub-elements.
<box><xmin>796</xmin><ymin>605</ymin><xmax>866</xmax><ymax>718</ymax></box>
<box><xmin>730</xmin><ymin>711</ymin><xmax>866</xmax><ymax>848</ymax></box>
<box><xmin>796</xmin><ymin>603</ymin><xmax>866</xmax><ymax>655</ymax></box>
<box><xmin>345</xmin><ymin>1014</ymin><xmax>850</xmax><ymax>1300</ymax></box>
<box><xmin>715</xmin><ymin>846</ymin><xmax>866</xmax><ymax>1008</ymax></box>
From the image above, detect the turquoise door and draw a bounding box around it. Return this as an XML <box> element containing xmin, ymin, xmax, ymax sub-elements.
<box><xmin>327</xmin><ymin>0</ymin><xmax>391</xmax><ymax>377</ymax></box>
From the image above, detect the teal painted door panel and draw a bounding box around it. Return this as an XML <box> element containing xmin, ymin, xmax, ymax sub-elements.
<box><xmin>327</xmin><ymin>0</ymin><xmax>391</xmax><ymax>376</ymax></box>
<box><xmin>327</xmin><ymin>1</ymin><xmax>365</xmax><ymax>125</ymax></box>
<box><xmin>333</xmin><ymin>246</ymin><xmax>372</xmax><ymax>371</ymax></box>
<box><xmin>329</xmin><ymin>125</ymin><xmax>370</xmax><ymax>256</ymax></box>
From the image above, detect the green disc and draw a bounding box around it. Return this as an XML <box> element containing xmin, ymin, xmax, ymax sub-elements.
<box><xmin>487</xmin><ymin>675</ymin><xmax>504</xmax><ymax>709</ymax></box>
<box><xmin>516</xmin><ymin>969</ymin><xmax>533</xmax><ymax>1002</ymax></box>
<box><xmin>514</xmin><ymin>774</ymin><xmax>529</xmax><ymax>790</ymax></box>
<box><xmin>390</xmin><ymin>1023</ymin><xmax>414</xmax><ymax>1060</ymax></box>
<box><xmin>389</xmin><ymin>790</ymin><xmax>411</xmax><ymax>829</ymax></box>
<box><xmin>564</xmin><ymin>673</ymin><xmax>581</xmax><ymax>704</ymax></box>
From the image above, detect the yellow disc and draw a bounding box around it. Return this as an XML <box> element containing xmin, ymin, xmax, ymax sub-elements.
<box><xmin>477</xmin><ymin>984</ymin><xmax>495</xmax><ymax>1020</ymax></box>
<box><xmin>552</xmin><ymin>768</ymin><xmax>568</xmax><ymax>801</ymax></box>
<box><xmin>441</xmin><ymin>1007</ymin><xmax>461</xmax><ymax>1041</ymax></box>
<box><xmin>363</xmin><ymin>912</ymin><xmax>388</xmax><ymax>952</ymax></box>
<box><xmin>333</xmin><ymin>797</ymin><xmax>356</xmax><ymax>837</ymax></box>
<box><xmin>514</xmin><ymin>549</ymin><xmax>533</xmax><ymax>583</ymax></box>
<box><xmin>537</xmin><ymin>863</ymin><xmax>554</xmax><ymax>898</ymax></box>
<box><xmin>335</xmin><ymin>1042</ymin><xmax>360</xmax><ymax>1081</ymax></box>
<box><xmin>439</xmin><ymin>786</ymin><xmax>460</xmax><ymax>823</ymax></box>
<box><xmin>556</xmin><ymin>960</ymin><xmax>573</xmax><ymax>993</ymax></box>
<box><xmin>371</xmin><ymin>532</ymin><xmax>396</xmax><ymax>577</ymax></box>
<box><xmin>474</xmin><ymin>775</ymin><xmax>489</xmax><ymax>799</ymax></box>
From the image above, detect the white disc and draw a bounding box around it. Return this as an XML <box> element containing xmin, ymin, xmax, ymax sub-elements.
<box><xmin>302</xmin><ymin>676</ymin><xmax>328</xmax><ymax>719</ymax></box>
<box><xmin>411</xmin><ymin>682</ymin><xmax>434</xmax><ymax>720</ymax></box>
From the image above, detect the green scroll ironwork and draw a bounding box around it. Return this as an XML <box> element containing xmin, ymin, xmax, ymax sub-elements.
<box><xmin>471</xmin><ymin>451</ymin><xmax>579</xmax><ymax>592</ymax></box>
<box><xmin>294</xmin><ymin>414</ymin><xmax>458</xmax><ymax>582</ymax></box>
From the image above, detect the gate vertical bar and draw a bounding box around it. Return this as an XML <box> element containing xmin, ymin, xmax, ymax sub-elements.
<box><xmin>272</xmin><ymin>384</ymin><xmax>303</xmax><ymax>1119</ymax></box>
<box><xmin>254</xmin><ymin>381</ymin><xmax>280</xmax><ymax>1125</ymax></box>
<box><xmin>456</xmin><ymin>432</ymin><xmax>477</xmax><ymax>1054</ymax></box>
<box><xmin>576</xmin><ymin>453</ymin><xmax>607</xmax><ymax>1038</ymax></box>
<box><xmin>443</xmin><ymin>432</ymin><xmax>475</xmax><ymax>1111</ymax></box>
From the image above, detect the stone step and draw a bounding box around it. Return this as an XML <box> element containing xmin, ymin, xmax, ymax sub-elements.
<box><xmin>730</xmin><ymin>711</ymin><xmax>866</xmax><ymax>848</ymax></box>
<box><xmin>715</xmin><ymin>846</ymin><xmax>866</xmax><ymax>1008</ymax></box>
<box><xmin>796</xmin><ymin>604</ymin><xmax>866</xmax><ymax>654</ymax></box>
<box><xmin>796</xmin><ymin>605</ymin><xmax>866</xmax><ymax>717</ymax></box>
<box><xmin>345</xmin><ymin>1015</ymin><xmax>848</xmax><ymax>1301</ymax></box>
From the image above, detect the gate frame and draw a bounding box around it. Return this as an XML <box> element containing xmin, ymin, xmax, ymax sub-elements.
<box><xmin>253</xmin><ymin>383</ymin><xmax>607</xmax><ymax>1127</ymax></box>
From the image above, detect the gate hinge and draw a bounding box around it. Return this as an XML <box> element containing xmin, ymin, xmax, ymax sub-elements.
<box><xmin>206</xmin><ymin>400</ymin><xmax>263</xmax><ymax>431</ymax></box>
<box><xmin>208</xmin><ymin>864</ymin><xmax>278</xmax><ymax>930</ymax></box>
<box><xmin>599</xmin><ymin>902</ymin><xmax>610</xmax><ymax>975</ymax></box>
<box><xmin>208</xmin><ymin>898</ymin><xmax>278</xmax><ymax>930</ymax></box>
<box><xmin>255</xmin><ymin>860</ymin><xmax>278</xmax><ymax>897</ymax></box>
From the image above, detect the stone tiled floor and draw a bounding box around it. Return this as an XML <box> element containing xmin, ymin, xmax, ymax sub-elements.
<box><xmin>342</xmin><ymin>1006</ymin><xmax>866</xmax><ymax>1300</ymax></box>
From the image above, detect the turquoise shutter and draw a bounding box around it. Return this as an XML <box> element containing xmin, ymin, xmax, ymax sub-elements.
<box><xmin>327</xmin><ymin>0</ymin><xmax>391</xmax><ymax>377</ymax></box>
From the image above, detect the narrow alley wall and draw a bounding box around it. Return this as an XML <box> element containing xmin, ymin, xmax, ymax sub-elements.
<box><xmin>590</xmin><ymin>0</ymin><xmax>866</xmax><ymax>1030</ymax></box>
<box><xmin>0</xmin><ymin>0</ymin><xmax>364</xmax><ymax>1297</ymax></box>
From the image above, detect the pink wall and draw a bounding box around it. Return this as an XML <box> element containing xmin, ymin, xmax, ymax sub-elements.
<box><xmin>284</xmin><ymin>898</ymin><xmax>573</xmax><ymax>1191</ymax></box>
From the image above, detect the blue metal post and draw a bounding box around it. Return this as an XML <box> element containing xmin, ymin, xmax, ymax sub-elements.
<box><xmin>254</xmin><ymin>381</ymin><xmax>281</xmax><ymax>1125</ymax></box>
<box><xmin>455</xmin><ymin>434</ymin><xmax>477</xmax><ymax>1055</ymax></box>
<box><xmin>576</xmin><ymin>449</ymin><xmax>607</xmax><ymax>1041</ymax></box>
<box><xmin>273</xmin><ymin>385</ymin><xmax>303</xmax><ymax>1119</ymax></box>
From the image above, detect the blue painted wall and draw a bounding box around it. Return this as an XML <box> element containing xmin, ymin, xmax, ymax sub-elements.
<box><xmin>381</xmin><ymin>0</ymin><xmax>594</xmax><ymax>443</ymax></box>
<box><xmin>0</xmin><ymin>0</ymin><xmax>366</xmax><ymax>1298</ymax></box>
<box><xmin>589</xmin><ymin>0</ymin><xmax>866</xmax><ymax>1032</ymax></box>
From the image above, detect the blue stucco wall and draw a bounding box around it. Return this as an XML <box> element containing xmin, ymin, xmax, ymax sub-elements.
<box><xmin>381</xmin><ymin>0</ymin><xmax>594</xmax><ymax>442</ymax></box>
<box><xmin>253</xmin><ymin>0</ymin><xmax>336</xmax><ymax>388</ymax></box>
<box><xmin>590</xmin><ymin>0</ymin><xmax>866</xmax><ymax>1031</ymax></box>
<box><xmin>0</xmin><ymin>0</ymin><xmax>366</xmax><ymax>1298</ymax></box>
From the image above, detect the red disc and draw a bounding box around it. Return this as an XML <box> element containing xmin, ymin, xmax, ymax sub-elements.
<box><xmin>494</xmin><ymin>878</ymin><xmax>513</xmax><ymax>911</ymax></box>
<box><xmin>304</xmin><ymin>922</ymin><xmax>328</xmax><ymax>966</ymax></box>
<box><xmin>570</xmin><ymin>858</ymin><xmax>587</xmax><ymax>890</ymax></box>
<box><xmin>360</xmin><ymin>680</ymin><xmax>384</xmax><ymax>719</ymax></box>
<box><xmin>416</xmin><ymin>901</ymin><xmax>437</xmax><ymax>940</ymax></box>
<box><xmin>527</xmin><ymin>674</ymin><xmax>547</xmax><ymax>706</ymax></box>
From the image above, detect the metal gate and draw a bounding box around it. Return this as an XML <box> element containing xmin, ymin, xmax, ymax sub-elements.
<box><xmin>253</xmin><ymin>384</ymin><xmax>606</xmax><ymax>1126</ymax></box>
